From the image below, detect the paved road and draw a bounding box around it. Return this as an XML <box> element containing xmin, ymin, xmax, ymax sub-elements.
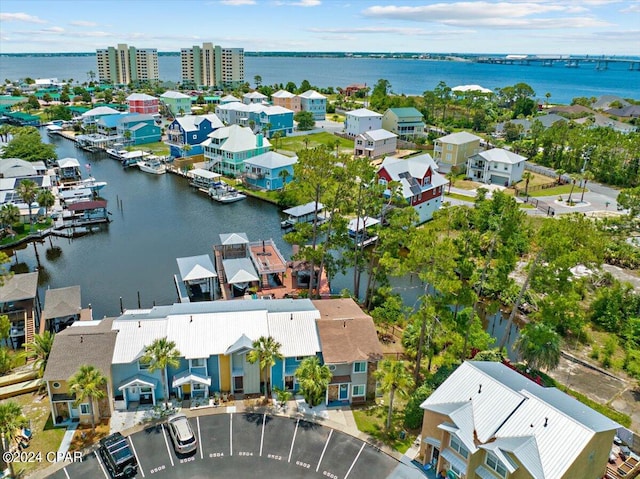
<box><xmin>41</xmin><ymin>413</ymin><xmax>423</xmax><ymax>479</ymax></box>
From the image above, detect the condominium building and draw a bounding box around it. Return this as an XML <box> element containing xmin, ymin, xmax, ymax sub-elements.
<box><xmin>96</xmin><ymin>44</ymin><xmax>159</xmax><ymax>85</ymax></box>
<box><xmin>181</xmin><ymin>43</ymin><xmax>245</xmax><ymax>89</ymax></box>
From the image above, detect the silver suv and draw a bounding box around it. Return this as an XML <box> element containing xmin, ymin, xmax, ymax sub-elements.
<box><xmin>167</xmin><ymin>414</ymin><xmax>197</xmax><ymax>454</ymax></box>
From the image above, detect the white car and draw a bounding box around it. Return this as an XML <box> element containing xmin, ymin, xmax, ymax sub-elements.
<box><xmin>167</xmin><ymin>414</ymin><xmax>197</xmax><ymax>454</ymax></box>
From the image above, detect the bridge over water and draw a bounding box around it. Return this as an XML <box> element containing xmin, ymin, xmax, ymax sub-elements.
<box><xmin>476</xmin><ymin>55</ymin><xmax>640</xmax><ymax>71</ymax></box>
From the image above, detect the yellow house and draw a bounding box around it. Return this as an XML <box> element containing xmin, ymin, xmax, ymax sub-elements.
<box><xmin>43</xmin><ymin>319</ymin><xmax>117</xmax><ymax>427</ymax></box>
<box><xmin>419</xmin><ymin>361</ymin><xmax>619</xmax><ymax>479</ymax></box>
<box><xmin>433</xmin><ymin>131</ymin><xmax>483</xmax><ymax>172</ymax></box>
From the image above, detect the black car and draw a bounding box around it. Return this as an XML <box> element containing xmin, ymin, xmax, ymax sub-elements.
<box><xmin>98</xmin><ymin>432</ymin><xmax>138</xmax><ymax>478</ymax></box>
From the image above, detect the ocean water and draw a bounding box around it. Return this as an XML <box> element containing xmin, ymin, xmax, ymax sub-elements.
<box><xmin>1</xmin><ymin>54</ymin><xmax>638</xmax><ymax>105</ymax></box>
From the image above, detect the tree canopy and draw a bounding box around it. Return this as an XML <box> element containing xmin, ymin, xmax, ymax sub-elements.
<box><xmin>1</xmin><ymin>126</ymin><xmax>57</xmax><ymax>162</ymax></box>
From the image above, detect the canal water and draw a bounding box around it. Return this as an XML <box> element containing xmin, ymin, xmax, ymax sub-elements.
<box><xmin>3</xmin><ymin>130</ymin><xmax>518</xmax><ymax>355</ymax></box>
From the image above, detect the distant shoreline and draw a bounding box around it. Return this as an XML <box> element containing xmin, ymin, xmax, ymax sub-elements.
<box><xmin>2</xmin><ymin>51</ymin><xmax>638</xmax><ymax>60</ymax></box>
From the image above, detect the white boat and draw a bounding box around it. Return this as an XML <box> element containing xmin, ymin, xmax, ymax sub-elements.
<box><xmin>137</xmin><ymin>156</ymin><xmax>167</xmax><ymax>175</ymax></box>
<box><xmin>106</xmin><ymin>148</ymin><xmax>128</xmax><ymax>159</ymax></box>
<box><xmin>208</xmin><ymin>183</ymin><xmax>246</xmax><ymax>203</ymax></box>
<box><xmin>78</xmin><ymin>177</ymin><xmax>108</xmax><ymax>192</ymax></box>
<box><xmin>121</xmin><ymin>150</ymin><xmax>150</xmax><ymax>168</ymax></box>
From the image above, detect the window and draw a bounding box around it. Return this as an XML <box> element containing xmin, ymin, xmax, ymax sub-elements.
<box><xmin>191</xmin><ymin>358</ymin><xmax>205</xmax><ymax>368</ymax></box>
<box><xmin>486</xmin><ymin>451</ymin><xmax>508</xmax><ymax>478</ymax></box>
<box><xmin>138</xmin><ymin>360</ymin><xmax>150</xmax><ymax>370</ymax></box>
<box><xmin>353</xmin><ymin>361</ymin><xmax>367</xmax><ymax>373</ymax></box>
<box><xmin>80</xmin><ymin>403</ymin><xmax>91</xmax><ymax>415</ymax></box>
<box><xmin>295</xmin><ymin>356</ymin><xmax>305</xmax><ymax>362</ymax></box>
<box><xmin>285</xmin><ymin>375</ymin><xmax>295</xmax><ymax>390</ymax></box>
<box><xmin>52</xmin><ymin>382</ymin><xmax>61</xmax><ymax>389</ymax></box>
<box><xmin>449</xmin><ymin>435</ymin><xmax>469</xmax><ymax>459</ymax></box>
<box><xmin>352</xmin><ymin>385</ymin><xmax>365</xmax><ymax>397</ymax></box>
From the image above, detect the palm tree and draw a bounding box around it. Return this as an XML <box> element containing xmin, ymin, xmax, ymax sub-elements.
<box><xmin>555</xmin><ymin>168</ymin><xmax>565</xmax><ymax>185</ymax></box>
<box><xmin>278</xmin><ymin>169</ymin><xmax>291</xmax><ymax>189</ymax></box>
<box><xmin>141</xmin><ymin>337</ymin><xmax>181</xmax><ymax>408</ymax></box>
<box><xmin>68</xmin><ymin>365</ymin><xmax>107</xmax><ymax>434</ymax></box>
<box><xmin>0</xmin><ymin>401</ymin><xmax>25</xmax><ymax>478</ymax></box>
<box><xmin>24</xmin><ymin>331</ymin><xmax>55</xmax><ymax>378</ymax></box>
<box><xmin>16</xmin><ymin>179</ymin><xmax>39</xmax><ymax>231</ymax></box>
<box><xmin>246</xmin><ymin>336</ymin><xmax>283</xmax><ymax>397</ymax></box>
<box><xmin>445</xmin><ymin>170</ymin><xmax>456</xmax><ymax>194</ymax></box>
<box><xmin>294</xmin><ymin>356</ymin><xmax>332</xmax><ymax>407</ymax></box>
<box><xmin>37</xmin><ymin>189</ymin><xmax>56</xmax><ymax>216</ymax></box>
<box><xmin>374</xmin><ymin>359</ymin><xmax>414</xmax><ymax>431</ymax></box>
<box><xmin>272</xmin><ymin>131</ymin><xmax>282</xmax><ymax>150</ymax></box>
<box><xmin>566</xmin><ymin>174</ymin><xmax>578</xmax><ymax>204</ymax></box>
<box><xmin>515</xmin><ymin>322</ymin><xmax>561</xmax><ymax>371</ymax></box>
<box><xmin>521</xmin><ymin>171</ymin><xmax>533</xmax><ymax>197</ymax></box>
<box><xmin>0</xmin><ymin>203</ymin><xmax>20</xmax><ymax>230</ymax></box>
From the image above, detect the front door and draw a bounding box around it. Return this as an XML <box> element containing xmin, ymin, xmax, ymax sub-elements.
<box><xmin>339</xmin><ymin>384</ymin><xmax>349</xmax><ymax>400</ymax></box>
<box><xmin>234</xmin><ymin>376</ymin><xmax>244</xmax><ymax>393</ymax></box>
<box><xmin>69</xmin><ymin>402</ymin><xmax>79</xmax><ymax>418</ymax></box>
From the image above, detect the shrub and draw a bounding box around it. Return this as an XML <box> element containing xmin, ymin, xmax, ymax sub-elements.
<box><xmin>404</xmin><ymin>384</ymin><xmax>433</xmax><ymax>429</ymax></box>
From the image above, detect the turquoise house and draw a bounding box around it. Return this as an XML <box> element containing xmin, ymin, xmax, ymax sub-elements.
<box><xmin>243</xmin><ymin>151</ymin><xmax>297</xmax><ymax>191</ymax></box>
<box><xmin>116</xmin><ymin>114</ymin><xmax>161</xmax><ymax>145</ymax></box>
<box><xmin>160</xmin><ymin>91</ymin><xmax>192</xmax><ymax>116</ymax></box>
<box><xmin>202</xmin><ymin>125</ymin><xmax>272</xmax><ymax>178</ymax></box>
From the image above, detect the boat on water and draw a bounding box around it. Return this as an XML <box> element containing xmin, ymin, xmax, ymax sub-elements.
<box><xmin>120</xmin><ymin>150</ymin><xmax>150</xmax><ymax>168</ymax></box>
<box><xmin>106</xmin><ymin>147</ymin><xmax>128</xmax><ymax>159</ymax></box>
<box><xmin>77</xmin><ymin>177</ymin><xmax>108</xmax><ymax>193</ymax></box>
<box><xmin>208</xmin><ymin>182</ymin><xmax>246</xmax><ymax>203</ymax></box>
<box><xmin>137</xmin><ymin>156</ymin><xmax>167</xmax><ymax>175</ymax></box>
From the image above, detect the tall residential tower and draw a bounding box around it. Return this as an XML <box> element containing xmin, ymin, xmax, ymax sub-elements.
<box><xmin>96</xmin><ymin>44</ymin><xmax>159</xmax><ymax>85</ymax></box>
<box><xmin>180</xmin><ymin>43</ymin><xmax>244</xmax><ymax>89</ymax></box>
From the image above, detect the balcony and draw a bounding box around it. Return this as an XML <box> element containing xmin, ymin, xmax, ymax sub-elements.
<box><xmin>245</xmin><ymin>171</ymin><xmax>265</xmax><ymax>180</ymax></box>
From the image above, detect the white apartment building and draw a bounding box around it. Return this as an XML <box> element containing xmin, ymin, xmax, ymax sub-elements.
<box><xmin>181</xmin><ymin>43</ymin><xmax>245</xmax><ymax>89</ymax></box>
<box><xmin>96</xmin><ymin>44</ymin><xmax>159</xmax><ymax>85</ymax></box>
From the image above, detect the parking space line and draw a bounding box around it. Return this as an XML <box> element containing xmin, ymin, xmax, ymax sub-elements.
<box><xmin>197</xmin><ymin>416</ymin><xmax>203</xmax><ymax>460</ymax></box>
<box><xmin>128</xmin><ymin>437</ymin><xmax>146</xmax><ymax>477</ymax></box>
<box><xmin>93</xmin><ymin>450</ymin><xmax>110</xmax><ymax>478</ymax></box>
<box><xmin>288</xmin><ymin>418</ymin><xmax>299</xmax><ymax>463</ymax></box>
<box><xmin>315</xmin><ymin>429</ymin><xmax>333</xmax><ymax>472</ymax></box>
<box><xmin>230</xmin><ymin>413</ymin><xmax>233</xmax><ymax>456</ymax></box>
<box><xmin>161</xmin><ymin>424</ymin><xmax>175</xmax><ymax>467</ymax></box>
<box><xmin>259</xmin><ymin>413</ymin><xmax>266</xmax><ymax>456</ymax></box>
<box><xmin>63</xmin><ymin>467</ymin><xmax>70</xmax><ymax>479</ymax></box>
<box><xmin>344</xmin><ymin>442</ymin><xmax>366</xmax><ymax>479</ymax></box>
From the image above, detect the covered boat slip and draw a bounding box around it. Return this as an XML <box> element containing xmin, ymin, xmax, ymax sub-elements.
<box><xmin>175</xmin><ymin>254</ymin><xmax>218</xmax><ymax>303</ymax></box>
<box><xmin>188</xmin><ymin>168</ymin><xmax>223</xmax><ymax>191</ymax></box>
<box><xmin>280</xmin><ymin>201</ymin><xmax>327</xmax><ymax>228</ymax></box>
<box><xmin>348</xmin><ymin>216</ymin><xmax>380</xmax><ymax>248</ymax></box>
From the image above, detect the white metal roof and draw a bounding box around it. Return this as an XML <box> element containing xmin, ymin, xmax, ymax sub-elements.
<box><xmin>298</xmin><ymin>90</ymin><xmax>326</xmax><ymax>99</ymax></box>
<box><xmin>126</xmin><ymin>93</ymin><xmax>156</xmax><ymax>101</ymax></box>
<box><xmin>452</xmin><ymin>84</ymin><xmax>493</xmax><ymax>94</ymax></box>
<box><xmin>346</xmin><ymin>108</ymin><xmax>382</xmax><ymax>118</ymax></box>
<box><xmin>243</xmin><ymin>91</ymin><xmax>268</xmax><ymax>99</ymax></box>
<box><xmin>244</xmin><ymin>151</ymin><xmax>297</xmax><ymax>169</ymax></box>
<box><xmin>189</xmin><ymin>168</ymin><xmax>221</xmax><ymax>180</ymax></box>
<box><xmin>435</xmin><ymin>131</ymin><xmax>483</xmax><ymax>145</ymax></box>
<box><xmin>177</xmin><ymin>254</ymin><xmax>217</xmax><ymax>281</ymax></box>
<box><xmin>219</xmin><ymin>232</ymin><xmax>249</xmax><ymax>245</ymax></box>
<box><xmin>267</xmin><ymin>311</ymin><xmax>321</xmax><ymax>357</ymax></box>
<box><xmin>208</xmin><ymin>125</ymin><xmax>271</xmax><ymax>153</ymax></box>
<box><xmin>161</xmin><ymin>90</ymin><xmax>190</xmax><ymax>99</ymax></box>
<box><xmin>118</xmin><ymin>374</ymin><xmax>158</xmax><ymax>391</ymax></box>
<box><xmin>81</xmin><ymin>106</ymin><xmax>119</xmax><ymax>117</ymax></box>
<box><xmin>361</xmin><ymin>129</ymin><xmax>397</xmax><ymax>141</ymax></box>
<box><xmin>348</xmin><ymin>216</ymin><xmax>380</xmax><ymax>233</ymax></box>
<box><xmin>172</xmin><ymin>370</ymin><xmax>211</xmax><ymax>387</ymax></box>
<box><xmin>111</xmin><ymin>319</ymin><xmax>169</xmax><ymax>364</ymax></box>
<box><xmin>176</xmin><ymin>114</ymin><xmax>223</xmax><ymax>132</ymax></box>
<box><xmin>272</xmin><ymin>90</ymin><xmax>296</xmax><ymax>99</ymax></box>
<box><xmin>223</xmin><ymin>257</ymin><xmax>259</xmax><ymax>284</ymax></box>
<box><xmin>57</xmin><ymin>157</ymin><xmax>80</xmax><ymax>168</ymax></box>
<box><xmin>477</xmin><ymin>148</ymin><xmax>527</xmax><ymax>165</ymax></box>
<box><xmin>283</xmin><ymin>201</ymin><xmax>324</xmax><ymax>217</ymax></box>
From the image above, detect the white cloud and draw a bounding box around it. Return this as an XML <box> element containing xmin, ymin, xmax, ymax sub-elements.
<box><xmin>69</xmin><ymin>20</ymin><xmax>98</xmax><ymax>27</ymax></box>
<box><xmin>40</xmin><ymin>26</ymin><xmax>65</xmax><ymax>33</ymax></box>
<box><xmin>275</xmin><ymin>0</ymin><xmax>321</xmax><ymax>6</ymax></box>
<box><xmin>621</xmin><ymin>3</ymin><xmax>640</xmax><ymax>12</ymax></box>
<box><xmin>219</xmin><ymin>0</ymin><xmax>256</xmax><ymax>5</ymax></box>
<box><xmin>0</xmin><ymin>12</ymin><xmax>46</xmax><ymax>23</ymax></box>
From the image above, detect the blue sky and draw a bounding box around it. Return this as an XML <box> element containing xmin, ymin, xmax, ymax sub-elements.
<box><xmin>1</xmin><ymin>0</ymin><xmax>639</xmax><ymax>55</ymax></box>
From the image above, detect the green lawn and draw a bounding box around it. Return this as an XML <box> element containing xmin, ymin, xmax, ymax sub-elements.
<box><xmin>528</xmin><ymin>184</ymin><xmax>587</xmax><ymax>198</ymax></box>
<box><xmin>129</xmin><ymin>142</ymin><xmax>170</xmax><ymax>155</ymax></box>
<box><xmin>352</xmin><ymin>402</ymin><xmax>416</xmax><ymax>454</ymax></box>
<box><xmin>277</xmin><ymin>132</ymin><xmax>353</xmax><ymax>155</ymax></box>
<box><xmin>444</xmin><ymin>192</ymin><xmax>475</xmax><ymax>202</ymax></box>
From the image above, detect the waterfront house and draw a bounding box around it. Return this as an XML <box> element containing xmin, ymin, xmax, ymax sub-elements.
<box><xmin>126</xmin><ymin>93</ymin><xmax>159</xmax><ymax>115</ymax></box>
<box><xmin>80</xmin><ymin>106</ymin><xmax>120</xmax><ymax>128</ymax></box>
<box><xmin>0</xmin><ymin>271</ymin><xmax>39</xmax><ymax>347</ymax></box>
<box><xmin>344</xmin><ymin>108</ymin><xmax>383</xmax><ymax>137</ymax></box>
<box><xmin>297</xmin><ymin>90</ymin><xmax>327</xmax><ymax>121</ymax></box>
<box><xmin>109</xmin><ymin>299</ymin><xmax>322</xmax><ymax>406</ymax></box>
<box><xmin>271</xmin><ymin>90</ymin><xmax>301</xmax><ymax>112</ymax></box>
<box><xmin>220</xmin><ymin>94</ymin><xmax>240</xmax><ymax>105</ymax></box>
<box><xmin>467</xmin><ymin>148</ymin><xmax>527</xmax><ymax>186</ymax></box>
<box><xmin>419</xmin><ymin>361</ymin><xmax>619</xmax><ymax>479</ymax></box>
<box><xmin>339</xmin><ymin>83</ymin><xmax>367</xmax><ymax>98</ymax></box>
<box><xmin>44</xmin><ymin>319</ymin><xmax>117</xmax><ymax>427</ymax></box>
<box><xmin>115</xmin><ymin>113</ymin><xmax>161</xmax><ymax>145</ymax></box>
<box><xmin>215</xmin><ymin>102</ymin><xmax>294</xmax><ymax>138</ymax></box>
<box><xmin>56</xmin><ymin>158</ymin><xmax>83</xmax><ymax>184</ymax></box>
<box><xmin>354</xmin><ymin>129</ymin><xmax>397</xmax><ymax>159</ymax></box>
<box><xmin>165</xmin><ymin>114</ymin><xmax>224</xmax><ymax>158</ymax></box>
<box><xmin>432</xmin><ymin>131</ymin><xmax>483</xmax><ymax>172</ymax></box>
<box><xmin>381</xmin><ymin>107</ymin><xmax>425</xmax><ymax>139</ymax></box>
<box><xmin>242</xmin><ymin>91</ymin><xmax>268</xmax><ymax>105</ymax></box>
<box><xmin>243</xmin><ymin>151</ymin><xmax>297</xmax><ymax>191</ymax></box>
<box><xmin>377</xmin><ymin>154</ymin><xmax>447</xmax><ymax>224</ymax></box>
<box><xmin>41</xmin><ymin>285</ymin><xmax>92</xmax><ymax>334</ymax></box>
<box><xmin>202</xmin><ymin>125</ymin><xmax>271</xmax><ymax>178</ymax></box>
<box><xmin>314</xmin><ymin>299</ymin><xmax>383</xmax><ymax>406</ymax></box>
<box><xmin>160</xmin><ymin>91</ymin><xmax>192</xmax><ymax>116</ymax></box>
<box><xmin>0</xmin><ymin>158</ymin><xmax>47</xmax><ymax>178</ymax></box>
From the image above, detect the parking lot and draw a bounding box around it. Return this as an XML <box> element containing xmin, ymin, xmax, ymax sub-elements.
<box><xmin>44</xmin><ymin>413</ymin><xmax>422</xmax><ymax>478</ymax></box>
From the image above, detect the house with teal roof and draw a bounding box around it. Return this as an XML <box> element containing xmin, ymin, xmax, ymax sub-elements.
<box><xmin>382</xmin><ymin>107</ymin><xmax>425</xmax><ymax>139</ymax></box>
<box><xmin>243</xmin><ymin>151</ymin><xmax>297</xmax><ymax>191</ymax></box>
<box><xmin>202</xmin><ymin>125</ymin><xmax>271</xmax><ymax>177</ymax></box>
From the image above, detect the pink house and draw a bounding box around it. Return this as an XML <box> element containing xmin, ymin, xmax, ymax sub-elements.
<box><xmin>126</xmin><ymin>93</ymin><xmax>159</xmax><ymax>115</ymax></box>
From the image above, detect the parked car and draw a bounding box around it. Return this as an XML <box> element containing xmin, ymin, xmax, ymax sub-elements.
<box><xmin>167</xmin><ymin>413</ymin><xmax>197</xmax><ymax>454</ymax></box>
<box><xmin>98</xmin><ymin>432</ymin><xmax>138</xmax><ymax>478</ymax></box>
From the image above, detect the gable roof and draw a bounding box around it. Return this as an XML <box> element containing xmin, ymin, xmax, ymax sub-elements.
<box><xmin>272</xmin><ymin>90</ymin><xmax>296</xmax><ymax>99</ymax></box>
<box><xmin>44</xmin><ymin>318</ymin><xmax>117</xmax><ymax>381</ymax></box>
<box><xmin>298</xmin><ymin>90</ymin><xmax>326</xmax><ymax>99</ymax></box>
<box><xmin>360</xmin><ymin>129</ymin><xmax>397</xmax><ymax>141</ymax></box>
<box><xmin>476</xmin><ymin>148</ymin><xmax>527</xmax><ymax>164</ymax></box>
<box><xmin>421</xmin><ymin>361</ymin><xmax>620</xmax><ymax>479</ymax></box>
<box><xmin>81</xmin><ymin>106</ymin><xmax>120</xmax><ymax>117</ymax></box>
<box><xmin>176</xmin><ymin>254</ymin><xmax>217</xmax><ymax>281</ymax></box>
<box><xmin>244</xmin><ymin>151</ymin><xmax>297</xmax><ymax>169</ymax></box>
<box><xmin>161</xmin><ymin>90</ymin><xmax>191</xmax><ymax>100</ymax></box>
<box><xmin>42</xmin><ymin>286</ymin><xmax>81</xmax><ymax>320</ymax></box>
<box><xmin>243</xmin><ymin>91</ymin><xmax>268</xmax><ymax>100</ymax></box>
<box><xmin>127</xmin><ymin>93</ymin><xmax>156</xmax><ymax>102</ymax></box>
<box><xmin>175</xmin><ymin>114</ymin><xmax>224</xmax><ymax>132</ymax></box>
<box><xmin>386</xmin><ymin>107</ymin><xmax>423</xmax><ymax>118</ymax></box>
<box><xmin>205</xmin><ymin>125</ymin><xmax>271</xmax><ymax>152</ymax></box>
<box><xmin>379</xmin><ymin>154</ymin><xmax>447</xmax><ymax>198</ymax></box>
<box><xmin>436</xmin><ymin>131</ymin><xmax>482</xmax><ymax>145</ymax></box>
<box><xmin>314</xmin><ymin>298</ymin><xmax>383</xmax><ymax>364</ymax></box>
<box><xmin>219</xmin><ymin>232</ymin><xmax>249</xmax><ymax>245</ymax></box>
<box><xmin>222</xmin><ymin>257</ymin><xmax>259</xmax><ymax>284</ymax></box>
